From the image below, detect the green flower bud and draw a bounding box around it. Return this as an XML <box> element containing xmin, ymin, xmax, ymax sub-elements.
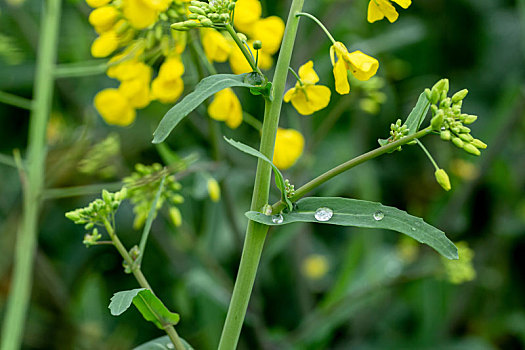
<box><xmin>219</xmin><ymin>13</ymin><xmax>230</xmax><ymax>22</ymax></box>
<box><xmin>188</xmin><ymin>13</ymin><xmax>199</xmax><ymax>19</ymax></box>
<box><xmin>440</xmin><ymin>97</ymin><xmax>451</xmax><ymax>108</ymax></box>
<box><xmin>435</xmin><ymin>169</ymin><xmax>451</xmax><ymax>191</ymax></box>
<box><xmin>460</xmin><ymin>126</ymin><xmax>471</xmax><ymax>133</ymax></box>
<box><xmin>430</xmin><ymin>89</ymin><xmax>440</xmax><ymax>105</ymax></box>
<box><xmin>159</xmin><ymin>12</ymin><xmax>168</xmax><ymax>21</ymax></box>
<box><xmin>200</xmin><ymin>18</ymin><xmax>213</xmax><ymax>26</ymax></box>
<box><xmin>171</xmin><ymin>22</ymin><xmax>189</xmax><ymax>31</ymax></box>
<box><xmin>431</xmin><ymin>112</ymin><xmax>444</xmax><ymax>130</ymax></box>
<box><xmin>459</xmin><ymin>133</ymin><xmax>474</xmax><ymax>142</ymax></box>
<box><xmin>253</xmin><ymin>40</ymin><xmax>262</xmax><ymax>50</ymax></box>
<box><xmin>189</xmin><ymin>5</ymin><xmax>206</xmax><ymax>15</ymax></box>
<box><xmin>424</xmin><ymin>88</ymin><xmax>432</xmax><ymax>101</ymax></box>
<box><xmin>65</xmin><ymin>211</ymin><xmax>80</xmax><ymax>222</ymax></box>
<box><xmin>471</xmin><ymin>138</ymin><xmax>487</xmax><ymax>149</ymax></box>
<box><xmin>169</xmin><ymin>207</ymin><xmax>182</xmax><ymax>227</ymax></box>
<box><xmin>451</xmin><ymin>89</ymin><xmax>468</xmax><ymax>103</ymax></box>
<box><xmin>238</xmin><ymin>33</ymin><xmax>248</xmax><ymax>42</ymax></box>
<box><xmin>146</xmin><ymin>30</ymin><xmax>156</xmax><ymax>49</ymax></box>
<box><xmin>431</xmin><ymin>104</ymin><xmax>438</xmax><ymax>116</ymax></box>
<box><xmin>463</xmin><ymin>114</ymin><xmax>478</xmax><ymax>124</ymax></box>
<box><xmin>452</xmin><ymin>137</ymin><xmax>464</xmax><ymax>149</ymax></box>
<box><xmin>432</xmin><ymin>79</ymin><xmax>447</xmax><ymax>94</ymax></box>
<box><xmin>463</xmin><ymin>143</ymin><xmax>481</xmax><ymax>156</ymax></box>
<box><xmin>440</xmin><ymin>90</ymin><xmax>447</xmax><ymax>103</ymax></box>
<box><xmin>167</xmin><ymin>9</ymin><xmax>179</xmax><ymax>18</ymax></box>
<box><xmin>440</xmin><ymin>130</ymin><xmax>452</xmax><ymax>141</ymax></box>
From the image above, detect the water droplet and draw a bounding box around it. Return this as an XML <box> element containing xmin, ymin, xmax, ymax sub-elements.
<box><xmin>166</xmin><ymin>344</ymin><xmax>175</xmax><ymax>349</ymax></box>
<box><xmin>314</xmin><ymin>207</ymin><xmax>333</xmax><ymax>222</ymax></box>
<box><xmin>272</xmin><ymin>214</ymin><xmax>283</xmax><ymax>224</ymax></box>
<box><xmin>373</xmin><ymin>210</ymin><xmax>384</xmax><ymax>221</ymax></box>
<box><xmin>440</xmin><ymin>126</ymin><xmax>446</xmax><ymax>131</ymax></box>
<box><xmin>411</xmin><ymin>227</ymin><xmax>416</xmax><ymax>231</ymax></box>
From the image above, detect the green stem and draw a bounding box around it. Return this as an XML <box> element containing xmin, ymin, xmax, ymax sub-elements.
<box><xmin>0</xmin><ymin>1</ymin><xmax>61</xmax><ymax>349</ymax></box>
<box><xmin>225</xmin><ymin>23</ymin><xmax>262</xmax><ymax>75</ymax></box>
<box><xmin>296</xmin><ymin>12</ymin><xmax>336</xmax><ymax>44</ymax></box>
<box><xmin>0</xmin><ymin>91</ymin><xmax>33</xmax><ymax>110</ymax></box>
<box><xmin>416</xmin><ymin>139</ymin><xmax>440</xmax><ymax>170</ymax></box>
<box><xmin>53</xmin><ymin>61</ymin><xmax>107</xmax><ymax>78</ymax></box>
<box><xmin>102</xmin><ymin>219</ymin><xmax>186</xmax><ymax>350</ymax></box>
<box><xmin>272</xmin><ymin>127</ymin><xmax>433</xmax><ymax>213</ymax></box>
<box><xmin>218</xmin><ymin>1</ymin><xmax>305</xmax><ymax>348</ymax></box>
<box><xmin>288</xmin><ymin>66</ymin><xmax>304</xmax><ymax>86</ymax></box>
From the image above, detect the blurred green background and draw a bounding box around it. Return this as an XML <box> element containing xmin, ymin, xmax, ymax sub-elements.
<box><xmin>1</xmin><ymin>0</ymin><xmax>525</xmax><ymax>349</ymax></box>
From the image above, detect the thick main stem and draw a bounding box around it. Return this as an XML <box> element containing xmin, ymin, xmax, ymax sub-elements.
<box><xmin>0</xmin><ymin>0</ymin><xmax>61</xmax><ymax>349</ymax></box>
<box><xmin>218</xmin><ymin>1</ymin><xmax>305</xmax><ymax>349</ymax></box>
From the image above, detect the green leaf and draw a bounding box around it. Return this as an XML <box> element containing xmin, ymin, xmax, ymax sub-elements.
<box><xmin>134</xmin><ymin>335</ymin><xmax>194</xmax><ymax>350</ymax></box>
<box><xmin>152</xmin><ymin>74</ymin><xmax>254</xmax><ymax>144</ymax></box>
<box><xmin>245</xmin><ymin>197</ymin><xmax>458</xmax><ymax>260</ymax></box>
<box><xmin>109</xmin><ymin>289</ymin><xmax>180</xmax><ymax>329</ymax></box>
<box><xmin>224</xmin><ymin>137</ymin><xmax>293</xmax><ymax>211</ymax></box>
<box><xmin>403</xmin><ymin>91</ymin><xmax>431</xmax><ymax>135</ymax></box>
<box><xmin>109</xmin><ymin>288</ymin><xmax>146</xmax><ymax>316</ymax></box>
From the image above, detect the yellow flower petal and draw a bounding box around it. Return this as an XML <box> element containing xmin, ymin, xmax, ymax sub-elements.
<box><xmin>86</xmin><ymin>0</ymin><xmax>111</xmax><ymax>8</ymax></box>
<box><xmin>304</xmin><ymin>85</ymin><xmax>331</xmax><ymax>111</ymax></box>
<box><xmin>228</xmin><ymin>44</ymin><xmax>253</xmax><ymax>74</ymax></box>
<box><xmin>273</xmin><ymin>128</ymin><xmax>305</xmax><ymax>170</ymax></box>
<box><xmin>345</xmin><ymin>50</ymin><xmax>379</xmax><ymax>81</ymax></box>
<box><xmin>376</xmin><ymin>0</ymin><xmax>399</xmax><ymax>23</ymax></box>
<box><xmin>367</xmin><ymin>0</ymin><xmax>385</xmax><ymax>23</ymax></box>
<box><xmin>298</xmin><ymin>60</ymin><xmax>319</xmax><ymax>85</ymax></box>
<box><xmin>233</xmin><ymin>0</ymin><xmax>261</xmax><ymax>34</ymax></box>
<box><xmin>208</xmin><ymin>88</ymin><xmax>243</xmax><ymax>129</ymax></box>
<box><xmin>392</xmin><ymin>0</ymin><xmax>411</xmax><ymax>9</ymax></box>
<box><xmin>202</xmin><ymin>28</ymin><xmax>231</xmax><ymax>63</ymax></box>
<box><xmin>289</xmin><ymin>89</ymin><xmax>315</xmax><ymax>115</ymax></box>
<box><xmin>158</xmin><ymin>57</ymin><xmax>185</xmax><ymax>79</ymax></box>
<box><xmin>122</xmin><ymin>0</ymin><xmax>158</xmax><ymax>29</ymax></box>
<box><xmin>89</xmin><ymin>6</ymin><xmax>119</xmax><ymax>32</ymax></box>
<box><xmin>118</xmin><ymin>79</ymin><xmax>151</xmax><ymax>109</ymax></box>
<box><xmin>91</xmin><ymin>30</ymin><xmax>119</xmax><ymax>58</ymax></box>
<box><xmin>333</xmin><ymin>58</ymin><xmax>350</xmax><ymax>95</ymax></box>
<box><xmin>251</xmin><ymin>16</ymin><xmax>285</xmax><ymax>55</ymax></box>
<box><xmin>151</xmin><ymin>76</ymin><xmax>184</xmax><ymax>103</ymax></box>
<box><xmin>283</xmin><ymin>87</ymin><xmax>296</xmax><ymax>103</ymax></box>
<box><xmin>94</xmin><ymin>88</ymin><xmax>136</xmax><ymax>126</ymax></box>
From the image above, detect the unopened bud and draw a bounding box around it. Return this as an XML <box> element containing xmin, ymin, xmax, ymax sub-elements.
<box><xmin>451</xmin><ymin>89</ymin><xmax>468</xmax><ymax>103</ymax></box>
<box><xmin>463</xmin><ymin>143</ymin><xmax>481</xmax><ymax>156</ymax></box>
<box><xmin>459</xmin><ymin>133</ymin><xmax>474</xmax><ymax>142</ymax></box>
<box><xmin>435</xmin><ymin>168</ymin><xmax>451</xmax><ymax>191</ymax></box>
<box><xmin>189</xmin><ymin>5</ymin><xmax>206</xmax><ymax>15</ymax></box>
<box><xmin>200</xmin><ymin>18</ymin><xmax>213</xmax><ymax>26</ymax></box>
<box><xmin>452</xmin><ymin>137</ymin><xmax>464</xmax><ymax>149</ymax></box>
<box><xmin>463</xmin><ymin>114</ymin><xmax>478</xmax><ymax>124</ymax></box>
<box><xmin>237</xmin><ymin>32</ymin><xmax>248</xmax><ymax>42</ymax></box>
<box><xmin>253</xmin><ymin>40</ymin><xmax>262</xmax><ymax>50</ymax></box>
<box><xmin>471</xmin><ymin>138</ymin><xmax>487</xmax><ymax>149</ymax></box>
<box><xmin>169</xmin><ymin>207</ymin><xmax>182</xmax><ymax>227</ymax></box>
<box><xmin>431</xmin><ymin>111</ymin><xmax>444</xmax><ymax>130</ymax></box>
<box><xmin>440</xmin><ymin>130</ymin><xmax>452</xmax><ymax>141</ymax></box>
<box><xmin>207</xmin><ymin>178</ymin><xmax>221</xmax><ymax>202</ymax></box>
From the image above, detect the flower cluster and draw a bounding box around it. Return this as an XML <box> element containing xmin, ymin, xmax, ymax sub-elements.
<box><xmin>123</xmin><ymin>163</ymin><xmax>184</xmax><ymax>229</ymax></box>
<box><xmin>367</xmin><ymin>0</ymin><xmax>412</xmax><ymax>23</ymax></box>
<box><xmin>86</xmin><ymin>0</ymin><xmax>190</xmax><ymax>126</ymax></box>
<box><xmin>426</xmin><ymin>79</ymin><xmax>487</xmax><ymax>157</ymax></box>
<box><xmin>65</xmin><ymin>189</ymin><xmax>128</xmax><ymax>246</ymax></box>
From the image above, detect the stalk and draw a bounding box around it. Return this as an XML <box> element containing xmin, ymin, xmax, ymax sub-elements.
<box><xmin>218</xmin><ymin>0</ymin><xmax>305</xmax><ymax>348</ymax></box>
<box><xmin>0</xmin><ymin>0</ymin><xmax>62</xmax><ymax>349</ymax></box>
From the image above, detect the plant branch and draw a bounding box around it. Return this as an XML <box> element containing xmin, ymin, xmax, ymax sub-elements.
<box><xmin>225</xmin><ymin>23</ymin><xmax>262</xmax><ymax>75</ymax></box>
<box><xmin>0</xmin><ymin>90</ymin><xmax>33</xmax><ymax>110</ymax></box>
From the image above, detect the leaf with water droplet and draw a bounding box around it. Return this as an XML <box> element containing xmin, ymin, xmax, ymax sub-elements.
<box><xmin>133</xmin><ymin>335</ymin><xmax>195</xmax><ymax>350</ymax></box>
<box><xmin>314</xmin><ymin>207</ymin><xmax>333</xmax><ymax>222</ymax></box>
<box><xmin>245</xmin><ymin>197</ymin><xmax>458</xmax><ymax>260</ymax></box>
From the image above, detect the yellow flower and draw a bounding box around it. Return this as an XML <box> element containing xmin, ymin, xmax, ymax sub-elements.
<box><xmin>367</xmin><ymin>0</ymin><xmax>412</xmax><ymax>23</ymax></box>
<box><xmin>273</xmin><ymin>128</ymin><xmax>305</xmax><ymax>170</ymax></box>
<box><xmin>330</xmin><ymin>42</ymin><xmax>379</xmax><ymax>95</ymax></box>
<box><xmin>91</xmin><ymin>30</ymin><xmax>119</xmax><ymax>58</ymax></box>
<box><xmin>207</xmin><ymin>178</ymin><xmax>221</xmax><ymax>202</ymax></box>
<box><xmin>302</xmin><ymin>254</ymin><xmax>329</xmax><ymax>280</ymax></box>
<box><xmin>208</xmin><ymin>88</ymin><xmax>243</xmax><ymax>129</ymax></box>
<box><xmin>122</xmin><ymin>0</ymin><xmax>158</xmax><ymax>29</ymax></box>
<box><xmin>201</xmin><ymin>29</ymin><xmax>231</xmax><ymax>63</ymax></box>
<box><xmin>86</xmin><ymin>0</ymin><xmax>111</xmax><ymax>8</ymax></box>
<box><xmin>284</xmin><ymin>61</ymin><xmax>331</xmax><ymax>116</ymax></box>
<box><xmin>118</xmin><ymin>79</ymin><xmax>151</xmax><ymax>108</ymax></box>
<box><xmin>143</xmin><ymin>0</ymin><xmax>172</xmax><ymax>12</ymax></box>
<box><xmin>94</xmin><ymin>88</ymin><xmax>136</xmax><ymax>126</ymax></box>
<box><xmin>251</xmin><ymin>16</ymin><xmax>285</xmax><ymax>55</ymax></box>
<box><xmin>88</xmin><ymin>5</ymin><xmax>119</xmax><ymax>33</ymax></box>
<box><xmin>151</xmin><ymin>57</ymin><xmax>185</xmax><ymax>103</ymax></box>
<box><xmin>228</xmin><ymin>41</ymin><xmax>273</xmax><ymax>74</ymax></box>
<box><xmin>233</xmin><ymin>0</ymin><xmax>261</xmax><ymax>34</ymax></box>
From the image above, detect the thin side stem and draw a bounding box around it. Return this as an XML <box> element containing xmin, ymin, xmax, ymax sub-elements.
<box><xmin>416</xmin><ymin>139</ymin><xmax>440</xmax><ymax>170</ymax></box>
<box><xmin>218</xmin><ymin>1</ymin><xmax>305</xmax><ymax>349</ymax></box>
<box><xmin>225</xmin><ymin>23</ymin><xmax>262</xmax><ymax>75</ymax></box>
<box><xmin>53</xmin><ymin>61</ymin><xmax>106</xmax><ymax>78</ymax></box>
<box><xmin>296</xmin><ymin>12</ymin><xmax>336</xmax><ymax>44</ymax></box>
<box><xmin>272</xmin><ymin>127</ymin><xmax>433</xmax><ymax>213</ymax></box>
<box><xmin>0</xmin><ymin>91</ymin><xmax>33</xmax><ymax>110</ymax></box>
<box><xmin>102</xmin><ymin>219</ymin><xmax>186</xmax><ymax>350</ymax></box>
<box><xmin>0</xmin><ymin>0</ymin><xmax>61</xmax><ymax>348</ymax></box>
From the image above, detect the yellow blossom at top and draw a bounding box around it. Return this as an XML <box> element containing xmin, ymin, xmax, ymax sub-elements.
<box><xmin>330</xmin><ymin>42</ymin><xmax>379</xmax><ymax>95</ymax></box>
<box><xmin>208</xmin><ymin>88</ymin><xmax>243</xmax><ymax>129</ymax></box>
<box><xmin>367</xmin><ymin>0</ymin><xmax>412</xmax><ymax>23</ymax></box>
<box><xmin>151</xmin><ymin>57</ymin><xmax>185</xmax><ymax>103</ymax></box>
<box><xmin>91</xmin><ymin>30</ymin><xmax>119</xmax><ymax>58</ymax></box>
<box><xmin>201</xmin><ymin>28</ymin><xmax>231</xmax><ymax>63</ymax></box>
<box><xmin>89</xmin><ymin>5</ymin><xmax>119</xmax><ymax>33</ymax></box>
<box><xmin>273</xmin><ymin>128</ymin><xmax>305</xmax><ymax>170</ymax></box>
<box><xmin>94</xmin><ymin>88</ymin><xmax>136</xmax><ymax>126</ymax></box>
<box><xmin>251</xmin><ymin>16</ymin><xmax>285</xmax><ymax>55</ymax></box>
<box><xmin>233</xmin><ymin>0</ymin><xmax>262</xmax><ymax>34</ymax></box>
<box><xmin>122</xmin><ymin>0</ymin><xmax>159</xmax><ymax>29</ymax></box>
<box><xmin>284</xmin><ymin>61</ymin><xmax>331</xmax><ymax>116</ymax></box>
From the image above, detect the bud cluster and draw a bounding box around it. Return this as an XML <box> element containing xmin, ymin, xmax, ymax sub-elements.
<box><xmin>425</xmin><ymin>79</ymin><xmax>487</xmax><ymax>156</ymax></box>
<box><xmin>172</xmin><ymin>0</ymin><xmax>235</xmax><ymax>30</ymax></box>
<box><xmin>123</xmin><ymin>163</ymin><xmax>184</xmax><ymax>229</ymax></box>
<box><xmin>65</xmin><ymin>189</ymin><xmax>128</xmax><ymax>246</ymax></box>
<box><xmin>284</xmin><ymin>179</ymin><xmax>295</xmax><ymax>198</ymax></box>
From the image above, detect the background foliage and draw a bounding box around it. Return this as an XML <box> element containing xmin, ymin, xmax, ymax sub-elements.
<box><xmin>1</xmin><ymin>0</ymin><xmax>525</xmax><ymax>349</ymax></box>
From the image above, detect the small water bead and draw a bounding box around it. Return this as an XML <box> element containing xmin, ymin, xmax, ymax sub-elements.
<box><xmin>411</xmin><ymin>227</ymin><xmax>416</xmax><ymax>231</ymax></box>
<box><xmin>373</xmin><ymin>210</ymin><xmax>384</xmax><ymax>221</ymax></box>
<box><xmin>440</xmin><ymin>126</ymin><xmax>447</xmax><ymax>131</ymax></box>
<box><xmin>314</xmin><ymin>207</ymin><xmax>333</xmax><ymax>222</ymax></box>
<box><xmin>272</xmin><ymin>214</ymin><xmax>284</xmax><ymax>224</ymax></box>
<box><xmin>166</xmin><ymin>344</ymin><xmax>175</xmax><ymax>349</ymax></box>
